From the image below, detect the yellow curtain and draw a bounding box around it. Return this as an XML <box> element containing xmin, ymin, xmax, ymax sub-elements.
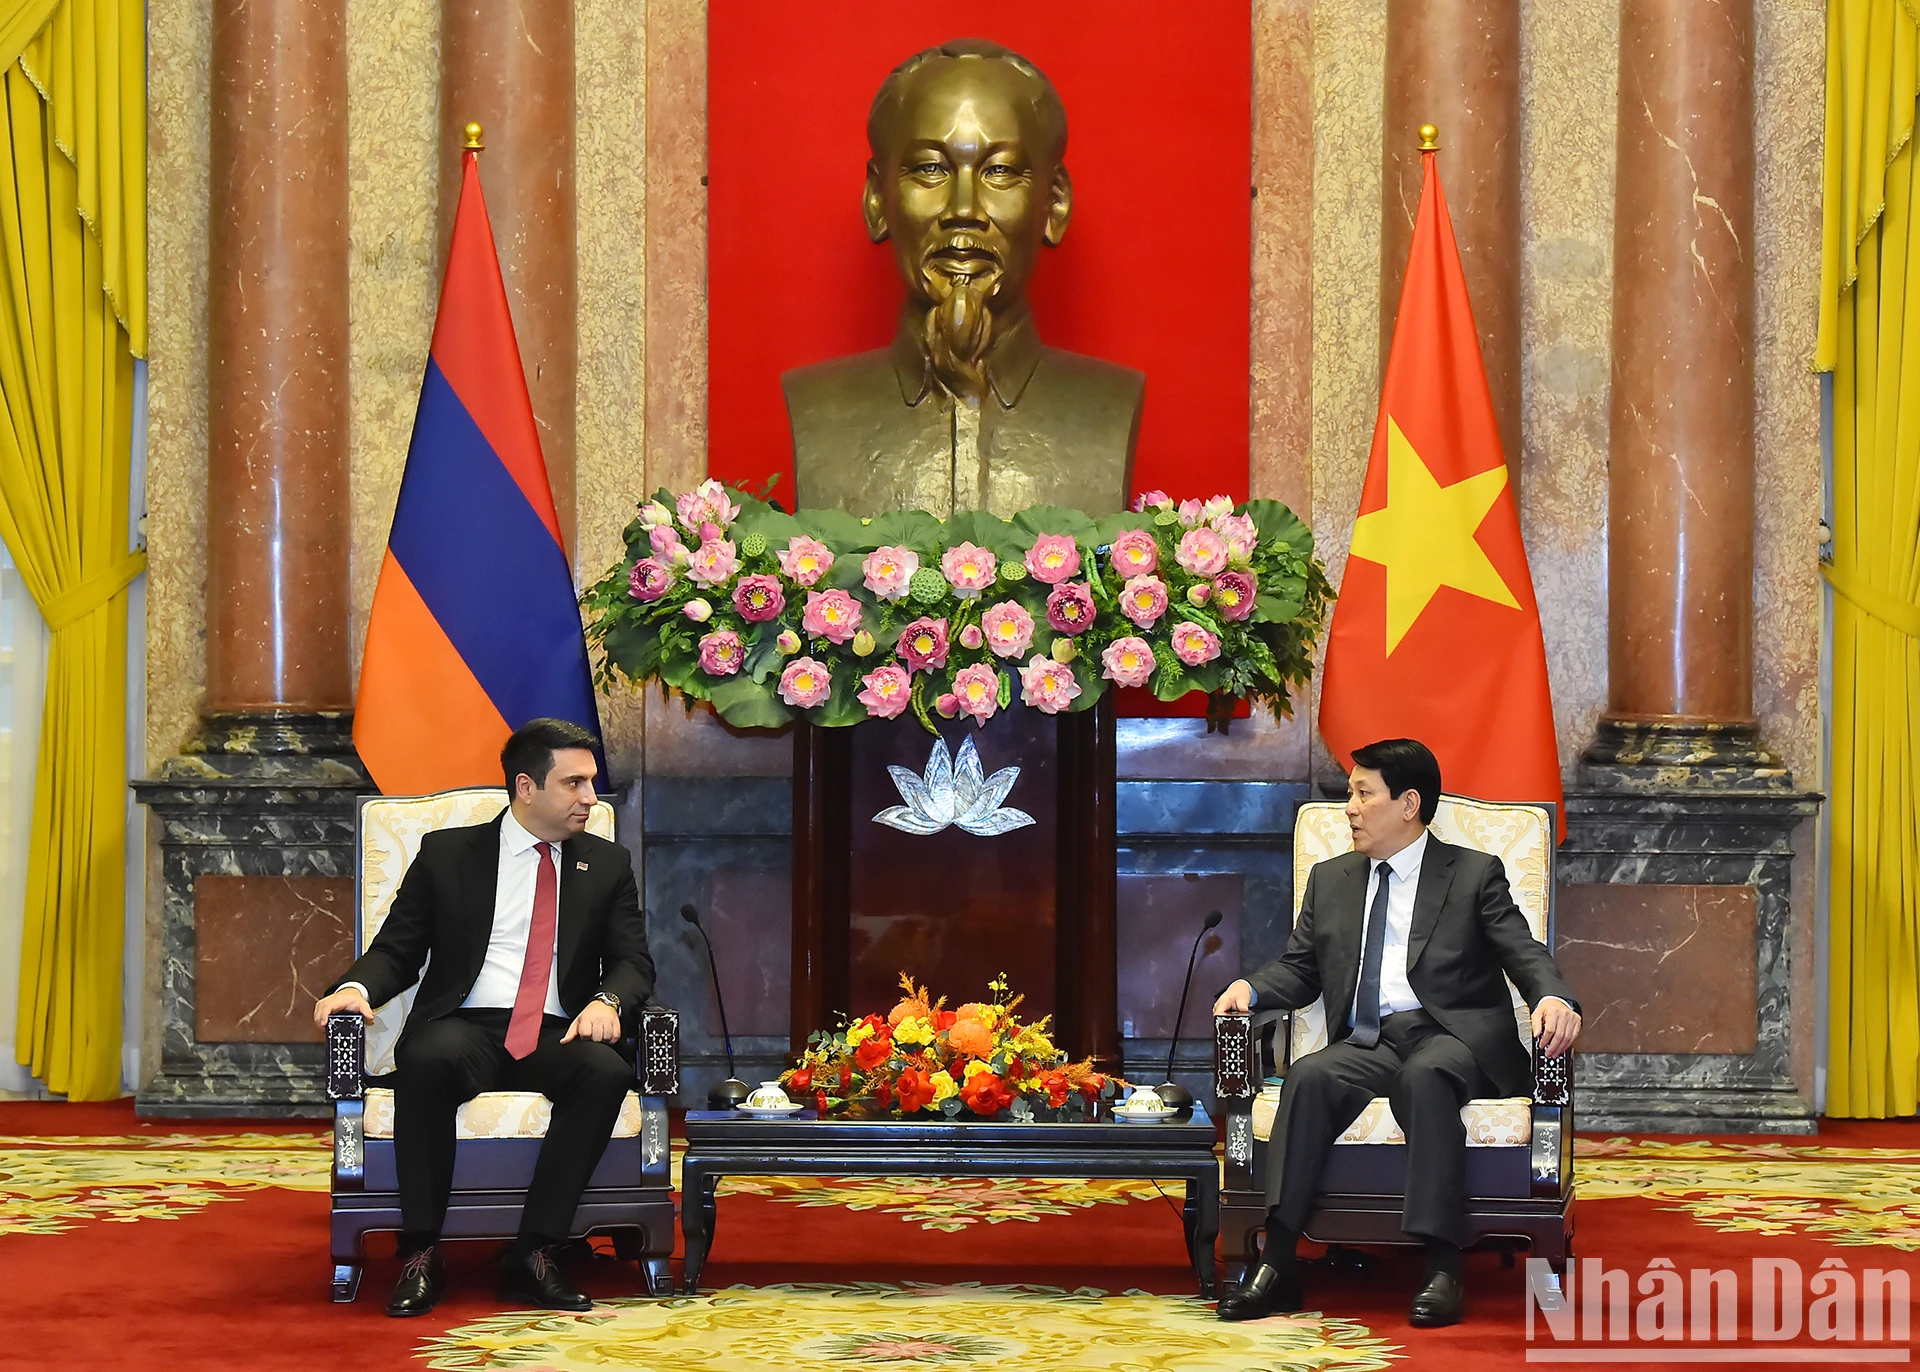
<box><xmin>1818</xmin><ymin>0</ymin><xmax>1920</xmax><ymax>1117</ymax></box>
<box><xmin>0</xmin><ymin>0</ymin><xmax>143</xmax><ymax>1100</ymax></box>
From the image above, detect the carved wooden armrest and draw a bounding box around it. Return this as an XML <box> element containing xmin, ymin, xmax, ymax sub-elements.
<box><xmin>637</xmin><ymin>1003</ymin><xmax>680</xmax><ymax>1097</ymax></box>
<box><xmin>1529</xmin><ymin>1033</ymin><xmax>1573</xmax><ymax>1199</ymax></box>
<box><xmin>326</xmin><ymin>1012</ymin><xmax>367</xmax><ymax>1192</ymax></box>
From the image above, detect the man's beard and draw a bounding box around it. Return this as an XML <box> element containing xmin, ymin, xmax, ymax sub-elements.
<box><xmin>922</xmin><ymin>273</ymin><xmax>996</xmax><ymax>403</ymax></box>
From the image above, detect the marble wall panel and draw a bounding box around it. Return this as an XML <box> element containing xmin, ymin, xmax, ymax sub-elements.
<box><xmin>192</xmin><ymin>875</ymin><xmax>354</xmax><ymax>1042</ymax></box>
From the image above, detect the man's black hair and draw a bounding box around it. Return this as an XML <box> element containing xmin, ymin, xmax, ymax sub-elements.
<box><xmin>501</xmin><ymin>718</ymin><xmax>601</xmax><ymax>792</ymax></box>
<box><xmin>1350</xmin><ymin>737</ymin><xmax>1441</xmax><ymax>825</ymax></box>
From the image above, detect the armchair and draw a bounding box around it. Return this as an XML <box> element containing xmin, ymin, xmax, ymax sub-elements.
<box><xmin>326</xmin><ymin>788</ymin><xmax>681</xmax><ymax>1302</ymax></box>
<box><xmin>1213</xmin><ymin>795</ymin><xmax>1573</xmax><ymax>1287</ymax></box>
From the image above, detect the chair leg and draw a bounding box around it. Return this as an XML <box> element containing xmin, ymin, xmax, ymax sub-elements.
<box><xmin>331</xmin><ymin>1262</ymin><xmax>363</xmax><ymax>1304</ymax></box>
<box><xmin>643</xmin><ymin>1257</ymin><xmax>673</xmax><ymax>1296</ymax></box>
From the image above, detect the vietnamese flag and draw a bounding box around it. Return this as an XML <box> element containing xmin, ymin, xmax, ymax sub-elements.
<box><xmin>353</xmin><ymin>141</ymin><xmax>602</xmax><ymax>794</ymax></box>
<box><xmin>1318</xmin><ymin>143</ymin><xmax>1561</xmax><ymax>833</ymax></box>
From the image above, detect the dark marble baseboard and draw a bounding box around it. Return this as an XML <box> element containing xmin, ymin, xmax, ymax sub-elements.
<box><xmin>1576</xmin><ymin>1085</ymin><xmax>1817</xmax><ymax>1135</ymax></box>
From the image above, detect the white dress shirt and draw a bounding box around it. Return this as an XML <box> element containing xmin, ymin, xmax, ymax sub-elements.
<box><xmin>343</xmin><ymin>807</ymin><xmax>564</xmax><ymax>1018</ymax></box>
<box><xmin>1352</xmin><ymin>829</ymin><xmax>1428</xmax><ymax>1022</ymax></box>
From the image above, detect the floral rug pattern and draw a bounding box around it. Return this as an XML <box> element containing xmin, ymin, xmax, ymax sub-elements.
<box><xmin>416</xmin><ymin>1282</ymin><xmax>1402</xmax><ymax>1371</ymax></box>
<box><xmin>1574</xmin><ymin>1136</ymin><xmax>1920</xmax><ymax>1249</ymax></box>
<box><xmin>715</xmin><ymin>1174</ymin><xmax>1180</xmax><ymax>1233</ymax></box>
<box><xmin>0</xmin><ymin>1131</ymin><xmax>330</xmax><ymax>1235</ymax></box>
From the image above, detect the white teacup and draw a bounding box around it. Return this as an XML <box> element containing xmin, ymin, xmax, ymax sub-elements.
<box><xmin>1123</xmin><ymin>1086</ymin><xmax>1170</xmax><ymax>1113</ymax></box>
<box><xmin>745</xmin><ymin>1080</ymin><xmax>792</xmax><ymax>1110</ymax></box>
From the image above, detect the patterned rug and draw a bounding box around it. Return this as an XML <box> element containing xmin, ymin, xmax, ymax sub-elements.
<box><xmin>415</xmin><ymin>1282</ymin><xmax>1401</xmax><ymax>1371</ymax></box>
<box><xmin>1575</xmin><ymin>1134</ymin><xmax>1920</xmax><ymax>1250</ymax></box>
<box><xmin>0</xmin><ymin>1130</ymin><xmax>331</xmax><ymax>1235</ymax></box>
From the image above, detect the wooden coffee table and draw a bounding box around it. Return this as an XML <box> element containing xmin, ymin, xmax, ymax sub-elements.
<box><xmin>679</xmin><ymin>1105</ymin><xmax>1220</xmax><ymax>1296</ymax></box>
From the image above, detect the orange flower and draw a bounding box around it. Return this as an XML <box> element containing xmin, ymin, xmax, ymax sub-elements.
<box><xmin>854</xmin><ymin>1033</ymin><xmax>893</xmax><ymax>1070</ymax></box>
<box><xmin>935</xmin><ymin>1009</ymin><xmax>958</xmax><ymax>1031</ymax></box>
<box><xmin>888</xmin><ymin>998</ymin><xmax>933</xmax><ymax>1027</ymax></box>
<box><xmin>955</xmin><ymin>1002</ymin><xmax>990</xmax><ymax>1022</ymax></box>
<box><xmin>895</xmin><ymin>1066</ymin><xmax>935</xmax><ymax>1113</ymax></box>
<box><xmin>1034</xmin><ymin>1068</ymin><xmax>1070</xmax><ymax>1108</ymax></box>
<box><xmin>960</xmin><ymin>1071</ymin><xmax>1012</xmax><ymax>1117</ymax></box>
<box><xmin>946</xmin><ymin>1018</ymin><xmax>994</xmax><ymax>1058</ymax></box>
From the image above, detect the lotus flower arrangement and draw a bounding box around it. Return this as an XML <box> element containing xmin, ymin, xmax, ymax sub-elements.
<box><xmin>582</xmin><ymin>480</ymin><xmax>1331</xmax><ymax>731</ymax></box>
<box><xmin>783</xmin><ymin>974</ymin><xmax>1120</xmax><ymax>1121</ymax></box>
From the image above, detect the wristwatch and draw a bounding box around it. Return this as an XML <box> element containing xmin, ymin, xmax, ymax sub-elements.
<box><xmin>592</xmin><ymin>991</ymin><xmax>622</xmax><ymax>1015</ymax></box>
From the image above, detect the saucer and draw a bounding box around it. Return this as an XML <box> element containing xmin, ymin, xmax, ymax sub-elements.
<box><xmin>738</xmin><ymin>1101</ymin><xmax>804</xmax><ymax>1118</ymax></box>
<box><xmin>1112</xmin><ymin>1105</ymin><xmax>1174</xmax><ymax>1124</ymax></box>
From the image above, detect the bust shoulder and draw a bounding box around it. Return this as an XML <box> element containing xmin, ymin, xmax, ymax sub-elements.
<box><xmin>1033</xmin><ymin>345</ymin><xmax>1144</xmax><ymax>402</ymax></box>
<box><xmin>781</xmin><ymin>348</ymin><xmax>900</xmax><ymax>411</ymax></box>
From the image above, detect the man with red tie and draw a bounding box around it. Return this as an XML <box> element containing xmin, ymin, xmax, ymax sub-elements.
<box><xmin>313</xmin><ymin>718</ymin><xmax>654</xmax><ymax>1318</ymax></box>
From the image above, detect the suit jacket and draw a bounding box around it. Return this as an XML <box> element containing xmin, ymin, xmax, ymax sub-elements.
<box><xmin>333</xmin><ymin>813</ymin><xmax>655</xmax><ymax>1040</ymax></box>
<box><xmin>1246</xmin><ymin>836</ymin><xmax>1577</xmax><ymax>1098</ymax></box>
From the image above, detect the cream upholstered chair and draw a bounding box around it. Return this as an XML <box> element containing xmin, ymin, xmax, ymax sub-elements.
<box><xmin>1212</xmin><ymin>795</ymin><xmax>1573</xmax><ymax>1285</ymax></box>
<box><xmin>326</xmin><ymin>788</ymin><xmax>680</xmax><ymax>1302</ymax></box>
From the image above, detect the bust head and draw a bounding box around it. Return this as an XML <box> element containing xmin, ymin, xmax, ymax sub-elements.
<box><xmin>863</xmin><ymin>40</ymin><xmax>1072</xmax><ymax>387</ymax></box>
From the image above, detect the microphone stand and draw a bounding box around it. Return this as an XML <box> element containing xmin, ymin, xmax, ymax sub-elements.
<box><xmin>681</xmin><ymin>904</ymin><xmax>750</xmax><ymax>1110</ymax></box>
<box><xmin>1157</xmin><ymin>909</ymin><xmax>1224</xmax><ymax>1110</ymax></box>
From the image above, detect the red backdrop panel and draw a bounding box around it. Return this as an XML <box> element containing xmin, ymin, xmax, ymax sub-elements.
<box><xmin>707</xmin><ymin>2</ymin><xmax>1252</xmax><ymax>511</ymax></box>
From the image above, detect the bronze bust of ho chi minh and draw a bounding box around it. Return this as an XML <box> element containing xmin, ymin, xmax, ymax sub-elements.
<box><xmin>783</xmin><ymin>38</ymin><xmax>1144</xmax><ymax>520</ymax></box>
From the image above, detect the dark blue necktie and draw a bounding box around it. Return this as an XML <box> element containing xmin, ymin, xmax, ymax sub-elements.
<box><xmin>1349</xmin><ymin>862</ymin><xmax>1392</xmax><ymax>1048</ymax></box>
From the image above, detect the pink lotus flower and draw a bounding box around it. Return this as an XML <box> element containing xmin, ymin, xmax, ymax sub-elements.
<box><xmin>1213</xmin><ymin>570</ymin><xmax>1257</xmax><ymax>621</ymax></box>
<box><xmin>628</xmin><ymin>559</ymin><xmax>673</xmax><ymax>601</ymax></box>
<box><xmin>1024</xmin><ymin>534</ymin><xmax>1082</xmax><ymax>584</ymax></box>
<box><xmin>687</xmin><ymin>538</ymin><xmax>740</xmax><ymax>588</ymax></box>
<box><xmin>676</xmin><ymin>479</ymin><xmax>740</xmax><ymax>533</ymax></box>
<box><xmin>1175</xmin><ymin>527</ymin><xmax>1229</xmax><ymax>577</ymax></box>
<box><xmin>1119</xmin><ymin>575</ymin><xmax>1169</xmax><ymax>628</ymax></box>
<box><xmin>697</xmin><ymin>629</ymin><xmax>744</xmax><ymax>676</ymax></box>
<box><xmin>941</xmin><ymin>542</ymin><xmax>998</xmax><ymax>599</ymax></box>
<box><xmin>777</xmin><ymin>535</ymin><xmax>834</xmax><ymax>587</ymax></box>
<box><xmin>732</xmin><ymin>574</ymin><xmax>785</xmax><ymax>622</ymax></box>
<box><xmin>1109</xmin><ymin>528</ymin><xmax>1160</xmax><ymax>577</ymax></box>
<box><xmin>1101</xmin><ymin>636</ymin><xmax>1156</xmax><ymax>687</ymax></box>
<box><xmin>778</xmin><ymin>656</ymin><xmax>832</xmax><ymax>709</ymax></box>
<box><xmin>1133</xmin><ymin>489</ymin><xmax>1172</xmax><ymax>512</ymax></box>
<box><xmin>950</xmin><ymin>663</ymin><xmax>1001</xmax><ymax>724</ymax></box>
<box><xmin>649</xmin><ymin>524</ymin><xmax>686</xmax><ymax>558</ymax></box>
<box><xmin>935</xmin><ymin>692</ymin><xmax>959</xmax><ymax>717</ymax></box>
<box><xmin>980</xmin><ymin>601</ymin><xmax>1035</xmax><ymax>658</ymax></box>
<box><xmin>896</xmin><ymin>617</ymin><xmax>950</xmax><ymax>672</ymax></box>
<box><xmin>1019</xmin><ymin>656</ymin><xmax>1083</xmax><ymax>714</ymax></box>
<box><xmin>1171</xmin><ymin>621</ymin><xmax>1222</xmax><ymax>666</ymax></box>
<box><xmin>1177</xmin><ymin>498</ymin><xmax>1206</xmax><ymax>527</ymax></box>
<box><xmin>1187</xmin><ymin>582</ymin><xmax>1212</xmax><ymax>606</ymax></box>
<box><xmin>1045</xmin><ymin>581</ymin><xmax>1096</xmax><ymax>636</ymax></box>
<box><xmin>802</xmin><ymin>588</ymin><xmax>862</xmax><ymax>645</ymax></box>
<box><xmin>862</xmin><ymin>545</ymin><xmax>920</xmax><ymax>601</ymax></box>
<box><xmin>1213</xmin><ymin>512</ymin><xmax>1259</xmax><ymax>566</ymax></box>
<box><xmin>1201</xmin><ymin>495</ymin><xmax>1237</xmax><ymax>523</ymax></box>
<box><xmin>683</xmin><ymin>598</ymin><xmax>713</xmax><ymax>622</ymax></box>
<box><xmin>959</xmin><ymin>624</ymin><xmax>984</xmax><ymax>650</ymax></box>
<box><xmin>637</xmin><ymin>499</ymin><xmax>675</xmax><ymax>529</ymax></box>
<box><xmin>857</xmin><ymin>664</ymin><xmax>912</xmax><ymax>719</ymax></box>
<box><xmin>775</xmin><ymin>629</ymin><xmax>801</xmax><ymax>654</ymax></box>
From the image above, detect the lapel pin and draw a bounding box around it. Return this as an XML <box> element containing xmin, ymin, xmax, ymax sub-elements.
<box><xmin>576</xmin><ymin>861</ymin><xmax>590</xmax><ymax>871</ymax></box>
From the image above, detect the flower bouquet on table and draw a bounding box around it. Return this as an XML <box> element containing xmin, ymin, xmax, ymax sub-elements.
<box><xmin>580</xmin><ymin>480</ymin><xmax>1331</xmax><ymax>731</ymax></box>
<box><xmin>782</xmin><ymin>974</ymin><xmax>1122</xmax><ymax>1121</ymax></box>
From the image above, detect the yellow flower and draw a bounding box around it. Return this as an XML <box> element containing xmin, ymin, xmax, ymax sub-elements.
<box><xmin>894</xmin><ymin>1017</ymin><xmax>935</xmax><ymax>1046</ymax></box>
<box><xmin>845</xmin><ymin>1023</ymin><xmax>874</xmax><ymax>1047</ymax></box>
<box><xmin>929</xmin><ymin>1070</ymin><xmax>958</xmax><ymax>1102</ymax></box>
<box><xmin>963</xmin><ymin>1059</ymin><xmax>993</xmax><ymax>1081</ymax></box>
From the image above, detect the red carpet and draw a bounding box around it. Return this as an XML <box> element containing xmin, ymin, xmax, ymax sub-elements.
<box><xmin>3</xmin><ymin>1102</ymin><xmax>1918</xmax><ymax>1370</ymax></box>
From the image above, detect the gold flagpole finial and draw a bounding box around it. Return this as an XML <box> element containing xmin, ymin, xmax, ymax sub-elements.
<box><xmin>463</xmin><ymin>122</ymin><xmax>485</xmax><ymax>151</ymax></box>
<box><xmin>1418</xmin><ymin>123</ymin><xmax>1440</xmax><ymax>151</ymax></box>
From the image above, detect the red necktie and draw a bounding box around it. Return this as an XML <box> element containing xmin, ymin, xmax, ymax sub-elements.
<box><xmin>505</xmin><ymin>844</ymin><xmax>559</xmax><ymax>1059</ymax></box>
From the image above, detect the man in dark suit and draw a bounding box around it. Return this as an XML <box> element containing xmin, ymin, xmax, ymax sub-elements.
<box><xmin>1212</xmin><ymin>738</ymin><xmax>1579</xmax><ymax>1328</ymax></box>
<box><xmin>312</xmin><ymin>718</ymin><xmax>654</xmax><ymax>1318</ymax></box>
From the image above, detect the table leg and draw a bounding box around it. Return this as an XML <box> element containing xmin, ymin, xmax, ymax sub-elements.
<box><xmin>681</xmin><ymin>1167</ymin><xmax>720</xmax><ymax>1294</ymax></box>
<box><xmin>1187</xmin><ymin>1170</ymin><xmax>1219</xmax><ymax>1299</ymax></box>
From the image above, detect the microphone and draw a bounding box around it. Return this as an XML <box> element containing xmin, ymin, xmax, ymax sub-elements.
<box><xmin>1157</xmin><ymin>909</ymin><xmax>1224</xmax><ymax>1110</ymax></box>
<box><xmin>681</xmin><ymin>903</ymin><xmax>750</xmax><ymax>1110</ymax></box>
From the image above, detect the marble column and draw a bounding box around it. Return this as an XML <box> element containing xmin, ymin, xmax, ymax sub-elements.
<box><xmin>1594</xmin><ymin>0</ymin><xmax>1758</xmax><ymax>768</ymax></box>
<box><xmin>135</xmin><ymin>0</ymin><xmax>366</xmax><ymax>1116</ymax></box>
<box><xmin>441</xmin><ymin>0</ymin><xmax>578</xmax><ymax>551</ymax></box>
<box><xmin>1380</xmin><ymin>0</ymin><xmax>1522</xmax><ymax>477</ymax></box>
<box><xmin>1561</xmin><ymin>0</ymin><xmax>1818</xmax><ymax>1136</ymax></box>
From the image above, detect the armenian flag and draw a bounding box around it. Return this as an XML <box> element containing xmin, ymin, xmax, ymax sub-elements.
<box><xmin>353</xmin><ymin>140</ymin><xmax>601</xmax><ymax>794</ymax></box>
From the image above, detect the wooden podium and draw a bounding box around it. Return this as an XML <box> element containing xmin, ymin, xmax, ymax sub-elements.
<box><xmin>790</xmin><ymin>697</ymin><xmax>1119</xmax><ymax>1070</ymax></box>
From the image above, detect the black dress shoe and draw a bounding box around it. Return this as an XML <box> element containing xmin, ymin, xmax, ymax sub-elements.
<box><xmin>386</xmin><ymin>1246</ymin><xmax>444</xmax><ymax>1318</ymax></box>
<box><xmin>1410</xmin><ymin>1271</ymin><xmax>1465</xmax><ymax>1327</ymax></box>
<box><xmin>500</xmin><ymin>1245</ymin><xmax>592</xmax><ymax>1312</ymax></box>
<box><xmin>1216</xmin><ymin>1262</ymin><xmax>1304</xmax><ymax>1321</ymax></box>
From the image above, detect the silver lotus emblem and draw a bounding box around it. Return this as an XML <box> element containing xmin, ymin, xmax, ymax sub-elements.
<box><xmin>874</xmin><ymin>735</ymin><xmax>1035</xmax><ymax>837</ymax></box>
